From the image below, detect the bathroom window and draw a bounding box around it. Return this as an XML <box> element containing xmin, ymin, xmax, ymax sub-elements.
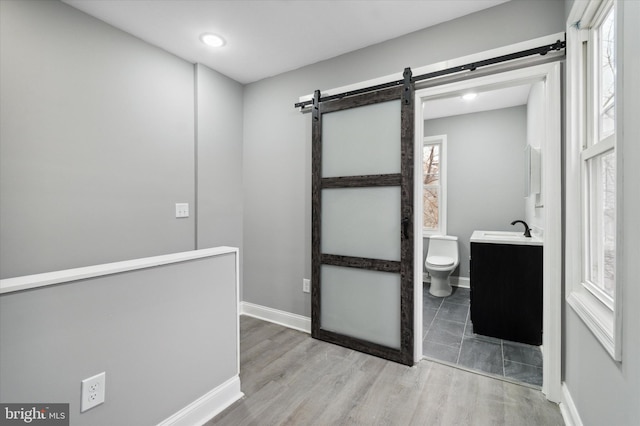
<box><xmin>566</xmin><ymin>0</ymin><xmax>621</xmax><ymax>360</ymax></box>
<box><xmin>423</xmin><ymin>135</ymin><xmax>447</xmax><ymax>235</ymax></box>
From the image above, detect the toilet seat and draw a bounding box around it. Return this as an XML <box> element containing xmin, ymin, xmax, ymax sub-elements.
<box><xmin>426</xmin><ymin>255</ymin><xmax>455</xmax><ymax>267</ymax></box>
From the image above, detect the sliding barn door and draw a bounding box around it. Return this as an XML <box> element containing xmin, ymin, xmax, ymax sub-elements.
<box><xmin>311</xmin><ymin>73</ymin><xmax>414</xmax><ymax>365</ymax></box>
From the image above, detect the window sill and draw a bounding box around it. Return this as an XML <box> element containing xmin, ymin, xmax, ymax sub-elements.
<box><xmin>567</xmin><ymin>290</ymin><xmax>621</xmax><ymax>361</ymax></box>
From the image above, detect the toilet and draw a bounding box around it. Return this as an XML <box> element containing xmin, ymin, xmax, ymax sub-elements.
<box><xmin>425</xmin><ymin>235</ymin><xmax>460</xmax><ymax>297</ymax></box>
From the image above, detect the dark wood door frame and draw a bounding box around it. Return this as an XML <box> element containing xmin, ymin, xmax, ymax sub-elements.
<box><xmin>311</xmin><ymin>70</ymin><xmax>415</xmax><ymax>365</ymax></box>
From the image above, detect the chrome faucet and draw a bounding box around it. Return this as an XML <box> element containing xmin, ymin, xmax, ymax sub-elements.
<box><xmin>511</xmin><ymin>220</ymin><xmax>532</xmax><ymax>237</ymax></box>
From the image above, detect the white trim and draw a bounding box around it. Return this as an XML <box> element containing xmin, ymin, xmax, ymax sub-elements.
<box><xmin>567</xmin><ymin>292</ymin><xmax>616</xmax><ymax>356</ymax></box>
<box><xmin>415</xmin><ymin>61</ymin><xmax>563</xmax><ymax>402</ymax></box>
<box><xmin>422</xmin><ymin>274</ymin><xmax>469</xmax><ymax>289</ymax></box>
<box><xmin>414</xmin><ymin>63</ymin><xmax>556</xmax><ymax>100</ymax></box>
<box><xmin>234</xmin><ymin>248</ymin><xmax>241</xmax><ymax>377</ymax></box>
<box><xmin>241</xmin><ymin>301</ymin><xmax>311</xmax><ymax>334</ymax></box>
<box><xmin>450</xmin><ymin>276</ymin><xmax>470</xmax><ymax>289</ymax></box>
<box><xmin>0</xmin><ymin>246</ymin><xmax>238</xmax><ymax>294</ymax></box>
<box><xmin>156</xmin><ymin>376</ymin><xmax>244</xmax><ymax>426</ymax></box>
<box><xmin>581</xmin><ymin>135</ymin><xmax>614</xmax><ymax>159</ymax></box>
<box><xmin>565</xmin><ymin>0</ymin><xmax>622</xmax><ymax>362</ymax></box>
<box><xmin>422</xmin><ymin>135</ymin><xmax>447</xmax><ymax>236</ymax></box>
<box><xmin>559</xmin><ymin>382</ymin><xmax>584</xmax><ymax>426</ymax></box>
<box><xmin>414</xmin><ymin>82</ymin><xmax>425</xmax><ymax>364</ymax></box>
<box><xmin>541</xmin><ymin>63</ymin><xmax>563</xmax><ymax>402</ymax></box>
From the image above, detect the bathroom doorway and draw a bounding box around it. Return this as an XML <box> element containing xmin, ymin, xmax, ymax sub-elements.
<box><xmin>422</xmin><ymin>82</ymin><xmax>542</xmax><ymax>387</ymax></box>
<box><xmin>413</xmin><ymin>62</ymin><xmax>562</xmax><ymax>401</ymax></box>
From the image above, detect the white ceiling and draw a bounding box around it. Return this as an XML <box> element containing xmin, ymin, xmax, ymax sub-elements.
<box><xmin>423</xmin><ymin>83</ymin><xmax>532</xmax><ymax>120</ymax></box>
<box><xmin>62</xmin><ymin>0</ymin><xmax>509</xmax><ymax>84</ymax></box>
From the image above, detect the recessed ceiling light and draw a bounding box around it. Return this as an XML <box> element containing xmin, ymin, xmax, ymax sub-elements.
<box><xmin>462</xmin><ymin>92</ymin><xmax>478</xmax><ymax>101</ymax></box>
<box><xmin>200</xmin><ymin>33</ymin><xmax>226</xmax><ymax>48</ymax></box>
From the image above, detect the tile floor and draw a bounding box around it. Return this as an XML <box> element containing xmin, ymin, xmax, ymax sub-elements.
<box><xmin>422</xmin><ymin>284</ymin><xmax>543</xmax><ymax>387</ymax></box>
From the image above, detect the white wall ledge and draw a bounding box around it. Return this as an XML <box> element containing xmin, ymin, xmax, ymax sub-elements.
<box><xmin>0</xmin><ymin>246</ymin><xmax>238</xmax><ymax>295</ymax></box>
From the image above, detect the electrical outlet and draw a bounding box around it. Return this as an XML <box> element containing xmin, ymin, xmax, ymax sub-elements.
<box><xmin>81</xmin><ymin>372</ymin><xmax>105</xmax><ymax>412</ymax></box>
<box><xmin>303</xmin><ymin>278</ymin><xmax>310</xmax><ymax>293</ymax></box>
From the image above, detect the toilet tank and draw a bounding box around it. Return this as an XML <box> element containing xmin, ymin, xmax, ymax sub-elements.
<box><xmin>427</xmin><ymin>235</ymin><xmax>459</xmax><ymax>262</ymax></box>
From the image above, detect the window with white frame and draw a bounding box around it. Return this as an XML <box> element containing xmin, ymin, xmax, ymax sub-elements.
<box><xmin>566</xmin><ymin>0</ymin><xmax>621</xmax><ymax>360</ymax></box>
<box><xmin>584</xmin><ymin>3</ymin><xmax>616</xmax><ymax>305</ymax></box>
<box><xmin>423</xmin><ymin>135</ymin><xmax>446</xmax><ymax>235</ymax></box>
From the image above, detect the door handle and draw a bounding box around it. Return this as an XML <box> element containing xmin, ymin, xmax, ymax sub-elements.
<box><xmin>402</xmin><ymin>217</ymin><xmax>410</xmax><ymax>239</ymax></box>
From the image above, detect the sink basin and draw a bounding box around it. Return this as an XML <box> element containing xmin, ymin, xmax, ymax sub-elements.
<box><xmin>482</xmin><ymin>231</ymin><xmax>525</xmax><ymax>239</ymax></box>
<box><xmin>470</xmin><ymin>230</ymin><xmax>543</xmax><ymax>246</ymax></box>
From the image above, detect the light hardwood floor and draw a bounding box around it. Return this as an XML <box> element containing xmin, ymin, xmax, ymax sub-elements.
<box><xmin>207</xmin><ymin>316</ymin><xmax>564</xmax><ymax>426</ymax></box>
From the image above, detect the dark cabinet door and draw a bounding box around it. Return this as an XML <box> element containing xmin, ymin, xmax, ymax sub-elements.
<box><xmin>470</xmin><ymin>243</ymin><xmax>542</xmax><ymax>345</ymax></box>
<box><xmin>470</xmin><ymin>243</ymin><xmax>506</xmax><ymax>337</ymax></box>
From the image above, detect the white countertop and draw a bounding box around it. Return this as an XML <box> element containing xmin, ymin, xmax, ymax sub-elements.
<box><xmin>470</xmin><ymin>230</ymin><xmax>543</xmax><ymax>246</ymax></box>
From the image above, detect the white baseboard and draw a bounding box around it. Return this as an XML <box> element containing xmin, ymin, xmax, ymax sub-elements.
<box><xmin>423</xmin><ymin>274</ymin><xmax>470</xmax><ymax>289</ymax></box>
<box><xmin>559</xmin><ymin>382</ymin><xmax>583</xmax><ymax>426</ymax></box>
<box><xmin>451</xmin><ymin>276</ymin><xmax>470</xmax><ymax>288</ymax></box>
<box><xmin>241</xmin><ymin>301</ymin><xmax>311</xmax><ymax>334</ymax></box>
<box><xmin>157</xmin><ymin>376</ymin><xmax>243</xmax><ymax>426</ymax></box>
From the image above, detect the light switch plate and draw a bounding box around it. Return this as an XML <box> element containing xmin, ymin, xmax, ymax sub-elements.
<box><xmin>175</xmin><ymin>203</ymin><xmax>189</xmax><ymax>218</ymax></box>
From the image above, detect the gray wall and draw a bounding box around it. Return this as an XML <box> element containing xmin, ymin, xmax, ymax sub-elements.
<box><xmin>195</xmin><ymin>64</ymin><xmax>244</xmax><ymax>292</ymax></box>
<box><xmin>242</xmin><ymin>0</ymin><xmax>566</xmax><ymax>317</ymax></box>
<box><xmin>0</xmin><ymin>0</ymin><xmax>243</xmax><ymax>279</ymax></box>
<box><xmin>0</xmin><ymin>0</ymin><xmax>195</xmax><ymax>277</ymax></box>
<box><xmin>0</xmin><ymin>1</ymin><xmax>244</xmax><ymax>423</ymax></box>
<box><xmin>0</xmin><ymin>253</ymin><xmax>238</xmax><ymax>426</ymax></box>
<box><xmin>423</xmin><ymin>106</ymin><xmax>527</xmax><ymax>278</ymax></box>
<box><xmin>562</xmin><ymin>1</ymin><xmax>640</xmax><ymax>425</ymax></box>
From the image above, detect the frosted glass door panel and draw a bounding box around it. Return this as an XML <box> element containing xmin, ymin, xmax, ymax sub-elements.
<box><xmin>322</xmin><ymin>187</ymin><xmax>401</xmax><ymax>261</ymax></box>
<box><xmin>320</xmin><ymin>265</ymin><xmax>401</xmax><ymax>349</ymax></box>
<box><xmin>322</xmin><ymin>100</ymin><xmax>401</xmax><ymax>178</ymax></box>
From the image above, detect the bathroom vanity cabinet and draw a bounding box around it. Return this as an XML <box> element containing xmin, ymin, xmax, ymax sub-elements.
<box><xmin>470</xmin><ymin>240</ymin><xmax>543</xmax><ymax>346</ymax></box>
